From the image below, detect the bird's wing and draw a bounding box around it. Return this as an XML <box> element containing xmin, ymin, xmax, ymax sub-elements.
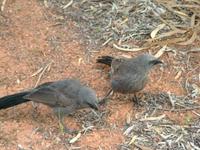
<box><xmin>24</xmin><ymin>86</ymin><xmax>73</xmax><ymax>107</ymax></box>
<box><xmin>50</xmin><ymin>79</ymin><xmax>81</xmax><ymax>99</ymax></box>
<box><xmin>111</xmin><ymin>58</ymin><xmax>128</xmax><ymax>74</ymax></box>
<box><xmin>112</xmin><ymin>66</ymin><xmax>148</xmax><ymax>93</ymax></box>
<box><xmin>112</xmin><ymin>72</ymin><xmax>139</xmax><ymax>86</ymax></box>
<box><xmin>36</xmin><ymin>81</ymin><xmax>54</xmax><ymax>88</ymax></box>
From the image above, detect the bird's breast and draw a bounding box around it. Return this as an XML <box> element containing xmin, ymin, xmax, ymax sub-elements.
<box><xmin>111</xmin><ymin>75</ymin><xmax>148</xmax><ymax>94</ymax></box>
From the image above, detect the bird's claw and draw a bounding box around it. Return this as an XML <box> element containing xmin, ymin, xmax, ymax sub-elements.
<box><xmin>59</xmin><ymin>121</ymin><xmax>78</xmax><ymax>134</ymax></box>
<box><xmin>132</xmin><ymin>96</ymin><xmax>143</xmax><ymax>108</ymax></box>
<box><xmin>63</xmin><ymin>128</ymin><xmax>78</xmax><ymax>135</ymax></box>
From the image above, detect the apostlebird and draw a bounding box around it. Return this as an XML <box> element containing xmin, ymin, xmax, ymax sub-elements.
<box><xmin>0</xmin><ymin>79</ymin><xmax>99</xmax><ymax>133</ymax></box>
<box><xmin>96</xmin><ymin>54</ymin><xmax>163</xmax><ymax>105</ymax></box>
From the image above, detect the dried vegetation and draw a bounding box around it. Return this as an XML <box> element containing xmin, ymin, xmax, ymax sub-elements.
<box><xmin>45</xmin><ymin>0</ymin><xmax>200</xmax><ymax>52</ymax></box>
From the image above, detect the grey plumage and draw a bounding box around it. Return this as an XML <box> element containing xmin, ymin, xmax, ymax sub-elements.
<box><xmin>24</xmin><ymin>79</ymin><xmax>98</xmax><ymax>112</ymax></box>
<box><xmin>0</xmin><ymin>79</ymin><xmax>99</xmax><ymax>132</ymax></box>
<box><xmin>97</xmin><ymin>54</ymin><xmax>163</xmax><ymax>103</ymax></box>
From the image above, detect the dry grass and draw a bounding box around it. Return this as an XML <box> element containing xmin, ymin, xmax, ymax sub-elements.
<box><xmin>46</xmin><ymin>0</ymin><xmax>200</xmax><ymax>51</ymax></box>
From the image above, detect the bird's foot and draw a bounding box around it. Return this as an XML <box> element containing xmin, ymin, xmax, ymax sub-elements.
<box><xmin>31</xmin><ymin>106</ymin><xmax>40</xmax><ymax>120</ymax></box>
<box><xmin>59</xmin><ymin>122</ymin><xmax>78</xmax><ymax>134</ymax></box>
<box><xmin>132</xmin><ymin>97</ymin><xmax>143</xmax><ymax>108</ymax></box>
<box><xmin>63</xmin><ymin>128</ymin><xmax>78</xmax><ymax>135</ymax></box>
<box><xmin>98</xmin><ymin>89</ymin><xmax>113</xmax><ymax>105</ymax></box>
<box><xmin>98</xmin><ymin>98</ymin><xmax>109</xmax><ymax>105</ymax></box>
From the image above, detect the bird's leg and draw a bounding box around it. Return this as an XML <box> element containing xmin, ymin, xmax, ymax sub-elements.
<box><xmin>31</xmin><ymin>105</ymin><xmax>39</xmax><ymax>119</ymax></box>
<box><xmin>132</xmin><ymin>93</ymin><xmax>142</xmax><ymax>107</ymax></box>
<box><xmin>58</xmin><ymin>109</ymin><xmax>65</xmax><ymax>133</ymax></box>
<box><xmin>31</xmin><ymin>101</ymin><xmax>39</xmax><ymax>109</ymax></box>
<box><xmin>99</xmin><ymin>88</ymin><xmax>113</xmax><ymax>105</ymax></box>
<box><xmin>57</xmin><ymin>108</ymin><xmax>78</xmax><ymax>134</ymax></box>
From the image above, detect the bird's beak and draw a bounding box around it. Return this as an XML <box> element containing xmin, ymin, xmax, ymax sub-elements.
<box><xmin>151</xmin><ymin>59</ymin><xmax>163</xmax><ymax>65</ymax></box>
<box><xmin>87</xmin><ymin>102</ymin><xmax>99</xmax><ymax>110</ymax></box>
<box><xmin>93</xmin><ymin>103</ymin><xmax>99</xmax><ymax>110</ymax></box>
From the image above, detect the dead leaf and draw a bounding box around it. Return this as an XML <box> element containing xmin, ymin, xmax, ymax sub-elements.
<box><xmin>146</xmin><ymin>36</ymin><xmax>187</xmax><ymax>47</ymax></box>
<box><xmin>151</xmin><ymin>24</ymin><xmax>166</xmax><ymax>38</ymax></box>
<box><xmin>178</xmin><ymin>31</ymin><xmax>197</xmax><ymax>45</ymax></box>
<box><xmin>175</xmin><ymin>70</ymin><xmax>182</xmax><ymax>80</ymax></box>
<box><xmin>191</xmin><ymin>13</ymin><xmax>196</xmax><ymax>27</ymax></box>
<box><xmin>185</xmin><ymin>0</ymin><xmax>200</xmax><ymax>4</ymax></box>
<box><xmin>128</xmin><ymin>135</ymin><xmax>137</xmax><ymax>145</ymax></box>
<box><xmin>156</xmin><ymin>29</ymin><xmax>187</xmax><ymax>39</ymax></box>
<box><xmin>113</xmin><ymin>44</ymin><xmax>149</xmax><ymax>52</ymax></box>
<box><xmin>140</xmin><ymin>114</ymin><xmax>166</xmax><ymax>121</ymax></box>
<box><xmin>63</xmin><ymin>0</ymin><xmax>73</xmax><ymax>9</ymax></box>
<box><xmin>134</xmin><ymin>143</ymin><xmax>154</xmax><ymax>150</ymax></box>
<box><xmin>192</xmin><ymin>84</ymin><xmax>200</xmax><ymax>95</ymax></box>
<box><xmin>173</xmin><ymin>10</ymin><xmax>189</xmax><ymax>18</ymax></box>
<box><xmin>172</xmin><ymin>4</ymin><xmax>200</xmax><ymax>8</ymax></box>
<box><xmin>154</xmin><ymin>45</ymin><xmax>167</xmax><ymax>58</ymax></box>
<box><xmin>78</xmin><ymin>58</ymin><xmax>83</xmax><ymax>66</ymax></box>
<box><xmin>69</xmin><ymin>132</ymin><xmax>82</xmax><ymax>144</ymax></box>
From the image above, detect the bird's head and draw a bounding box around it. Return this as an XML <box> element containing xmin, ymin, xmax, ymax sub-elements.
<box><xmin>137</xmin><ymin>54</ymin><xmax>163</xmax><ymax>69</ymax></box>
<box><xmin>79</xmin><ymin>87</ymin><xmax>99</xmax><ymax>110</ymax></box>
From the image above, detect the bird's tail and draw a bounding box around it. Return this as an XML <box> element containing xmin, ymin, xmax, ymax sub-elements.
<box><xmin>96</xmin><ymin>56</ymin><xmax>114</xmax><ymax>66</ymax></box>
<box><xmin>0</xmin><ymin>92</ymin><xmax>30</xmax><ymax>109</ymax></box>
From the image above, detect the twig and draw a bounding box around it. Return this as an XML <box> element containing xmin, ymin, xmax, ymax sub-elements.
<box><xmin>69</xmin><ymin>132</ymin><xmax>81</xmax><ymax>144</ymax></box>
<box><xmin>192</xmin><ymin>111</ymin><xmax>200</xmax><ymax>117</ymax></box>
<box><xmin>154</xmin><ymin>45</ymin><xmax>167</xmax><ymax>58</ymax></box>
<box><xmin>172</xmin><ymin>4</ymin><xmax>200</xmax><ymax>8</ymax></box>
<box><xmin>69</xmin><ymin>146</ymin><xmax>82</xmax><ymax>150</ymax></box>
<box><xmin>30</xmin><ymin>62</ymin><xmax>52</xmax><ymax>108</ymax></box>
<box><xmin>156</xmin><ymin>106</ymin><xmax>200</xmax><ymax>111</ymax></box>
<box><xmin>31</xmin><ymin>67</ymin><xmax>43</xmax><ymax>77</ymax></box>
<box><xmin>102</xmin><ymin>38</ymin><xmax>112</xmax><ymax>46</ymax></box>
<box><xmin>151</xmin><ymin>24</ymin><xmax>166</xmax><ymax>39</ymax></box>
<box><xmin>139</xmin><ymin>114</ymin><xmax>166</xmax><ymax>121</ymax></box>
<box><xmin>186</xmin><ymin>64</ymin><xmax>200</xmax><ymax>77</ymax></box>
<box><xmin>187</xmin><ymin>48</ymin><xmax>200</xmax><ymax>53</ymax></box>
<box><xmin>63</xmin><ymin>0</ymin><xmax>73</xmax><ymax>9</ymax></box>
<box><xmin>158</xmin><ymin>124</ymin><xmax>200</xmax><ymax>129</ymax></box>
<box><xmin>190</xmin><ymin>142</ymin><xmax>200</xmax><ymax>150</ymax></box>
<box><xmin>153</xmin><ymin>11</ymin><xmax>178</xmax><ymax>31</ymax></box>
<box><xmin>124</xmin><ymin>125</ymin><xmax>134</xmax><ymax>136</ymax></box>
<box><xmin>1</xmin><ymin>0</ymin><xmax>6</xmax><ymax>11</ymax></box>
<box><xmin>175</xmin><ymin>134</ymin><xmax>183</xmax><ymax>143</ymax></box>
<box><xmin>81</xmin><ymin>125</ymin><xmax>94</xmax><ymax>134</ymax></box>
<box><xmin>167</xmin><ymin>92</ymin><xmax>175</xmax><ymax>108</ymax></box>
<box><xmin>34</xmin><ymin>62</ymin><xmax>52</xmax><ymax>87</ymax></box>
<box><xmin>113</xmin><ymin>43</ymin><xmax>148</xmax><ymax>52</ymax></box>
<box><xmin>134</xmin><ymin>143</ymin><xmax>154</xmax><ymax>150</ymax></box>
<box><xmin>44</xmin><ymin>0</ymin><xmax>48</xmax><ymax>8</ymax></box>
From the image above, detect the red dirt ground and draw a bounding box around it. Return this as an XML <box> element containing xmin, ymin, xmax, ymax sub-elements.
<box><xmin>0</xmin><ymin>0</ymin><xmax>199</xmax><ymax>150</ymax></box>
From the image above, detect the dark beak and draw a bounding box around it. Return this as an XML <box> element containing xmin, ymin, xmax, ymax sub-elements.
<box><xmin>93</xmin><ymin>103</ymin><xmax>99</xmax><ymax>110</ymax></box>
<box><xmin>151</xmin><ymin>59</ymin><xmax>163</xmax><ymax>65</ymax></box>
<box><xmin>88</xmin><ymin>102</ymin><xmax>99</xmax><ymax>111</ymax></box>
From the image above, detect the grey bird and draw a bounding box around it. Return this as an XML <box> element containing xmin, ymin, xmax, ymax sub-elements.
<box><xmin>0</xmin><ymin>79</ymin><xmax>99</xmax><ymax>133</ymax></box>
<box><xmin>96</xmin><ymin>54</ymin><xmax>163</xmax><ymax>105</ymax></box>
